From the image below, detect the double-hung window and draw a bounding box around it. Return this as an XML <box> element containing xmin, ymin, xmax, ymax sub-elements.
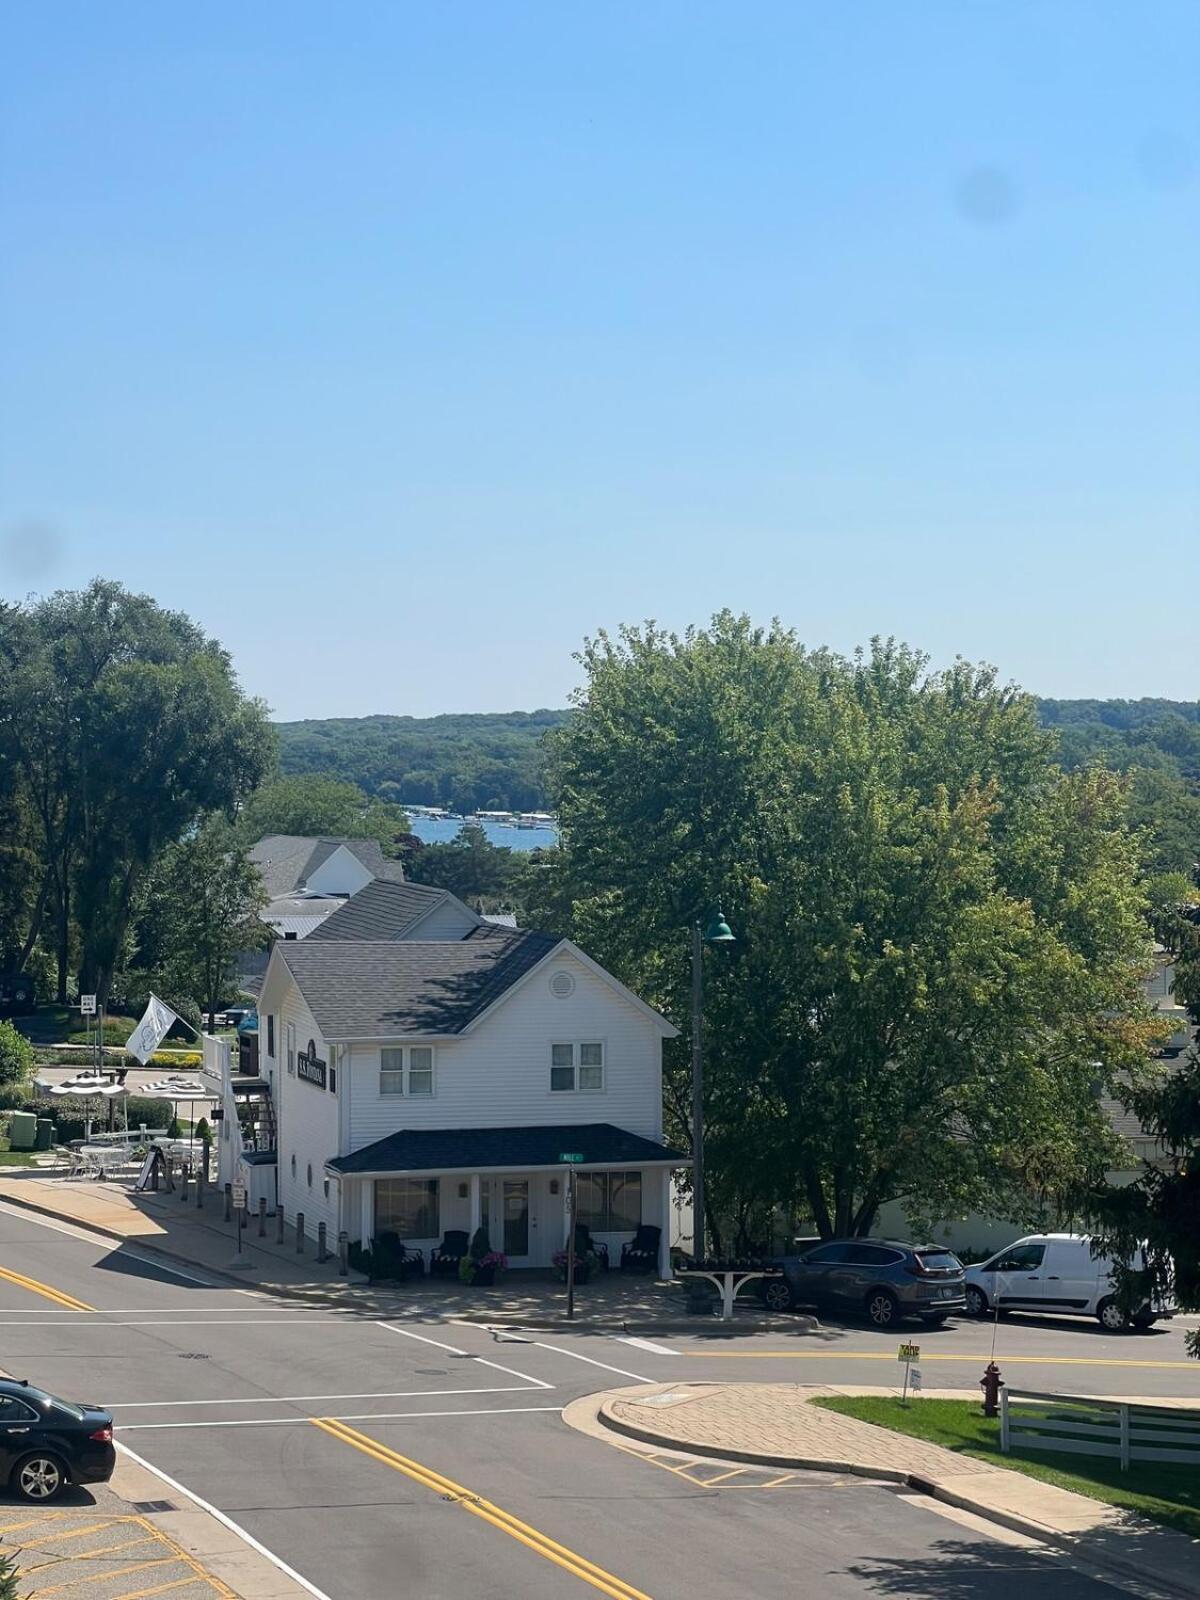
<box><xmin>286</xmin><ymin>1021</ymin><xmax>296</xmax><ymax>1076</ymax></box>
<box><xmin>380</xmin><ymin>1046</ymin><xmax>435</xmax><ymax>1097</ymax></box>
<box><xmin>266</xmin><ymin>1015</ymin><xmax>276</xmax><ymax>1059</ymax></box>
<box><xmin>576</xmin><ymin>1171</ymin><xmax>642</xmax><ymax>1231</ymax></box>
<box><xmin>550</xmin><ymin>1042</ymin><xmax>604</xmax><ymax>1093</ymax></box>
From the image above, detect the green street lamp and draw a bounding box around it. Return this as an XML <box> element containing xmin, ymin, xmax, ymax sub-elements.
<box><xmin>691</xmin><ymin>906</ymin><xmax>735</xmax><ymax>1260</ymax></box>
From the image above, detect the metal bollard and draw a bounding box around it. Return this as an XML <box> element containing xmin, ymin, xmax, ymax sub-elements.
<box><xmin>276</xmin><ymin>1204</ymin><xmax>285</xmax><ymax>1245</ymax></box>
<box><xmin>179</xmin><ymin>1166</ymin><xmax>189</xmax><ymax>1203</ymax></box>
<box><xmin>338</xmin><ymin>1230</ymin><xmax>349</xmax><ymax>1278</ymax></box>
<box><xmin>258</xmin><ymin>1196</ymin><xmax>267</xmax><ymax>1237</ymax></box>
<box><xmin>295</xmin><ymin>1212</ymin><xmax>305</xmax><ymax>1254</ymax></box>
<box><xmin>317</xmin><ymin>1221</ymin><xmax>328</xmax><ymax>1263</ymax></box>
<box><xmin>224</xmin><ymin>1182</ymin><xmax>232</xmax><ymax>1222</ymax></box>
<box><xmin>195</xmin><ymin>1167</ymin><xmax>204</xmax><ymax>1209</ymax></box>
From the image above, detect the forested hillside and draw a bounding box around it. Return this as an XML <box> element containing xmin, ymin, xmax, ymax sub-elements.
<box><xmin>275</xmin><ymin>700</ymin><xmax>1200</xmax><ymax>865</ymax></box>
<box><xmin>276</xmin><ymin>710</ymin><xmax>570</xmax><ymax>814</ymax></box>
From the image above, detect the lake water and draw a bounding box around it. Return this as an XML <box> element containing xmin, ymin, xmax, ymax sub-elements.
<box><xmin>407</xmin><ymin>816</ymin><xmax>558</xmax><ymax>851</ymax></box>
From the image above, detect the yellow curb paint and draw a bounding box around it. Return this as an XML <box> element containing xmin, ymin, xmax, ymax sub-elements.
<box><xmin>32</xmin><ymin>1556</ymin><xmax>173</xmax><ymax>1596</ymax></box>
<box><xmin>0</xmin><ymin>1264</ymin><xmax>94</xmax><ymax>1311</ymax></box>
<box><xmin>312</xmin><ymin>1418</ymin><xmax>653</xmax><ymax>1600</ymax></box>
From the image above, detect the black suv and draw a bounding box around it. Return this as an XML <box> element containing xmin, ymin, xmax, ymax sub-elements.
<box><xmin>761</xmin><ymin>1239</ymin><xmax>966</xmax><ymax>1327</ymax></box>
<box><xmin>0</xmin><ymin>1380</ymin><xmax>115</xmax><ymax>1502</ymax></box>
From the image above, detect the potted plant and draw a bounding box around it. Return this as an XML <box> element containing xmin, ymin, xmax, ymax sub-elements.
<box><xmin>459</xmin><ymin>1227</ymin><xmax>501</xmax><ymax>1286</ymax></box>
<box><xmin>553</xmin><ymin>1248</ymin><xmax>592</xmax><ymax>1286</ymax></box>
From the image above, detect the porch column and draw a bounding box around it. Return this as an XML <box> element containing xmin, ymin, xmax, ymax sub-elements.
<box><xmin>468</xmin><ymin>1174</ymin><xmax>482</xmax><ymax>1241</ymax></box>
<box><xmin>658</xmin><ymin>1169</ymin><xmax>673</xmax><ymax>1280</ymax></box>
<box><xmin>359</xmin><ymin>1178</ymin><xmax>373</xmax><ymax>1248</ymax></box>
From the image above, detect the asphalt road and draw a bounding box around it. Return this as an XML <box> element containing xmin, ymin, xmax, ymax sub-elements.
<box><xmin>2</xmin><ymin>1202</ymin><xmax>1195</xmax><ymax>1600</ymax></box>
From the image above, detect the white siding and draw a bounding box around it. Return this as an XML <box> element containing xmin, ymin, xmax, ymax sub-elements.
<box><xmin>405</xmin><ymin>898</ymin><xmax>479</xmax><ymax>940</ymax></box>
<box><xmin>273</xmin><ymin>980</ymin><xmax>341</xmax><ymax>1244</ymax></box>
<box><xmin>346</xmin><ymin>952</ymin><xmax>664</xmax><ymax>1153</ymax></box>
<box><xmin>305</xmin><ymin>846</ymin><xmax>374</xmax><ymax>898</ymax></box>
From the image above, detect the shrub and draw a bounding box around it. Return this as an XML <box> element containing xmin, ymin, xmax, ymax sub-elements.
<box><xmin>0</xmin><ymin>1544</ymin><xmax>19</xmax><ymax>1600</ymax></box>
<box><xmin>0</xmin><ymin>1020</ymin><xmax>34</xmax><ymax>1090</ymax></box>
<box><xmin>469</xmin><ymin>1226</ymin><xmax>490</xmax><ymax>1261</ymax></box>
<box><xmin>0</xmin><ymin>1082</ymin><xmax>32</xmax><ymax>1111</ymax></box>
<box><xmin>195</xmin><ymin>1116</ymin><xmax>212</xmax><ymax>1145</ymax></box>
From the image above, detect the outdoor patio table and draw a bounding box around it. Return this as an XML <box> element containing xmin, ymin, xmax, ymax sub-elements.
<box><xmin>676</xmin><ymin>1267</ymin><xmax>782</xmax><ymax>1322</ymax></box>
<box><xmin>77</xmin><ymin>1144</ymin><xmax>132</xmax><ymax>1180</ymax></box>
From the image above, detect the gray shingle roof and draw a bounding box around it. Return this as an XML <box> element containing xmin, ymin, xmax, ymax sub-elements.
<box><xmin>248</xmin><ymin>835</ymin><xmax>389</xmax><ymax>897</ymax></box>
<box><xmin>305</xmin><ymin>878</ymin><xmax>463</xmax><ymax>943</ymax></box>
<box><xmin>273</xmin><ymin>930</ymin><xmax>561</xmax><ymax>1038</ymax></box>
<box><xmin>329</xmin><ymin>1122</ymin><xmax>689</xmax><ymax>1176</ymax></box>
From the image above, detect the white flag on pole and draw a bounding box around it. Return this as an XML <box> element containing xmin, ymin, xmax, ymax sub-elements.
<box><xmin>125</xmin><ymin>993</ymin><xmax>180</xmax><ymax>1065</ymax></box>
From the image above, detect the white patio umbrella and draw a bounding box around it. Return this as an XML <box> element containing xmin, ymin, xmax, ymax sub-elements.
<box><xmin>34</xmin><ymin>1072</ymin><xmax>130</xmax><ymax>1140</ymax></box>
<box><xmin>139</xmin><ymin>1077</ymin><xmax>211</xmax><ymax>1139</ymax></box>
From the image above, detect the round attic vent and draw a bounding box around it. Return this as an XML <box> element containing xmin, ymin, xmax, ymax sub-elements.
<box><xmin>549</xmin><ymin>971</ymin><xmax>575</xmax><ymax>999</ymax></box>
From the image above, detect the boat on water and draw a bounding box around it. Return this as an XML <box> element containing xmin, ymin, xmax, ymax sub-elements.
<box><xmin>516</xmin><ymin>811</ymin><xmax>556</xmax><ymax>830</ymax></box>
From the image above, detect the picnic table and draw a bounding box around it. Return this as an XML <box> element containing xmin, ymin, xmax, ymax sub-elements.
<box><xmin>676</xmin><ymin>1262</ymin><xmax>783</xmax><ymax>1322</ymax></box>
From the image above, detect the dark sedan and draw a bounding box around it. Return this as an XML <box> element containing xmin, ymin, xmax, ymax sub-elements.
<box><xmin>760</xmin><ymin>1239</ymin><xmax>967</xmax><ymax>1327</ymax></box>
<box><xmin>0</xmin><ymin>1380</ymin><xmax>115</xmax><ymax>1502</ymax></box>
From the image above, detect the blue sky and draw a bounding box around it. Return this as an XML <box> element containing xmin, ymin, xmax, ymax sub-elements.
<box><xmin>2</xmin><ymin>3</ymin><xmax>1196</xmax><ymax>719</ymax></box>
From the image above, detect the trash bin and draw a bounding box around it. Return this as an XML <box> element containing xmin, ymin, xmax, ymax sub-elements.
<box><xmin>35</xmin><ymin>1117</ymin><xmax>54</xmax><ymax>1152</ymax></box>
<box><xmin>8</xmin><ymin>1110</ymin><xmax>37</xmax><ymax>1150</ymax></box>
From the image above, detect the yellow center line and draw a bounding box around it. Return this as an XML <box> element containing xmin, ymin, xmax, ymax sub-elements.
<box><xmin>312</xmin><ymin>1417</ymin><xmax>653</xmax><ymax>1600</ymax></box>
<box><xmin>687</xmin><ymin>1350</ymin><xmax>1198</xmax><ymax>1369</ymax></box>
<box><xmin>0</xmin><ymin>1264</ymin><xmax>94</xmax><ymax>1312</ymax></box>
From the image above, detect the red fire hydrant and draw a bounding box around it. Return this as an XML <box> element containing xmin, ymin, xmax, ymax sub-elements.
<box><xmin>980</xmin><ymin>1361</ymin><xmax>1002</xmax><ymax>1418</ymax></box>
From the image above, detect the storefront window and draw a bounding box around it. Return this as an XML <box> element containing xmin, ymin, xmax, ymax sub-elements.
<box><xmin>576</xmin><ymin>1170</ymin><xmax>641</xmax><ymax>1231</ymax></box>
<box><xmin>375</xmin><ymin>1178</ymin><xmax>439</xmax><ymax>1239</ymax></box>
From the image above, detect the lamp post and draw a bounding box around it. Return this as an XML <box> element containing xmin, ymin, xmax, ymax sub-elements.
<box><xmin>691</xmin><ymin>908</ymin><xmax>734</xmax><ymax>1261</ymax></box>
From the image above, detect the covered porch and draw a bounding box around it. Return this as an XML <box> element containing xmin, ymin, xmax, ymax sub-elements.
<box><xmin>328</xmin><ymin>1122</ymin><xmax>688</xmax><ymax>1280</ymax></box>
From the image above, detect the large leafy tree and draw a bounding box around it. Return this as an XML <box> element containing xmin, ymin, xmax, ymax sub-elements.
<box><xmin>130</xmin><ymin>816</ymin><xmax>267</xmax><ymax>1029</ymax></box>
<box><xmin>236</xmin><ymin>774</ymin><xmax>409</xmax><ymax>855</ymax></box>
<box><xmin>0</xmin><ymin>581</ymin><xmax>272</xmax><ymax>1003</ymax></box>
<box><xmin>546</xmin><ymin>614</ymin><xmax>1161</xmax><ymax>1246</ymax></box>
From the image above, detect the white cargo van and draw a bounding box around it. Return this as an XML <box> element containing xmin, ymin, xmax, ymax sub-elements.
<box><xmin>963</xmin><ymin>1233</ymin><xmax>1172</xmax><ymax>1332</ymax></box>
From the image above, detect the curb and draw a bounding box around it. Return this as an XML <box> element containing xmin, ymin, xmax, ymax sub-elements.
<box><xmin>595</xmin><ymin>1392</ymin><xmax>1200</xmax><ymax>1600</ymax></box>
<box><xmin>454</xmin><ymin>1312</ymin><xmax>818</xmax><ymax>1336</ymax></box>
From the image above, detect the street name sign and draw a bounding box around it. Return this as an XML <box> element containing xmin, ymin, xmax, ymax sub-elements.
<box><xmin>558</xmin><ymin>1153</ymin><xmax>584</xmax><ymax>1163</ymax></box>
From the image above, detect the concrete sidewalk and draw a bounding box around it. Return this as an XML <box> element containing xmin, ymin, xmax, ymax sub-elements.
<box><xmin>591</xmin><ymin>1382</ymin><xmax>1200</xmax><ymax>1599</ymax></box>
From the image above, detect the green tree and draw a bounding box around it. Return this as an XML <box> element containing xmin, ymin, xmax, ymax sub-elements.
<box><xmin>546</xmin><ymin>616</ymin><xmax>1161</xmax><ymax>1246</ymax></box>
<box><xmin>406</xmin><ymin>823</ymin><xmax>516</xmax><ymax>906</ymax></box>
<box><xmin>0</xmin><ymin>1018</ymin><xmax>35</xmax><ymax>1091</ymax></box>
<box><xmin>1091</xmin><ymin>1046</ymin><xmax>1200</xmax><ymax>1357</ymax></box>
<box><xmin>237</xmin><ymin>774</ymin><xmax>409</xmax><ymax>855</ymax></box>
<box><xmin>131</xmin><ymin>816</ymin><xmax>267</xmax><ymax>1030</ymax></box>
<box><xmin>0</xmin><ymin>581</ymin><xmax>272</xmax><ymax>1004</ymax></box>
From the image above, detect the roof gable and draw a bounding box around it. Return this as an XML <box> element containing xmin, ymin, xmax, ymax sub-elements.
<box><xmin>306</xmin><ymin>878</ymin><xmax>476</xmax><ymax>943</ymax></box>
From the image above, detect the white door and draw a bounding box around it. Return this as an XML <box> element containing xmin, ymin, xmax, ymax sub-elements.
<box><xmin>991</xmin><ymin>1241</ymin><xmax>1048</xmax><ymax>1310</ymax></box>
<box><xmin>1042</xmin><ymin>1241</ymin><xmax>1098</xmax><ymax>1313</ymax></box>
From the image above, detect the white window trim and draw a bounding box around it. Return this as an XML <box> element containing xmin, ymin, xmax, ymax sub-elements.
<box><xmin>286</xmin><ymin>1021</ymin><xmax>296</xmax><ymax>1076</ymax></box>
<box><xmin>549</xmin><ymin>1041</ymin><xmax>605</xmax><ymax>1094</ymax></box>
<box><xmin>379</xmin><ymin>1045</ymin><xmax>437</xmax><ymax>1099</ymax></box>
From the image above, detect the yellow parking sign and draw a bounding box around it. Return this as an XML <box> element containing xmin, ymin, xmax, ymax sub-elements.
<box><xmin>897</xmin><ymin>1343</ymin><xmax>920</xmax><ymax>1362</ymax></box>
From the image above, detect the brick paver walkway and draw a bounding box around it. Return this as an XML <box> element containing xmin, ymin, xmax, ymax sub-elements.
<box><xmin>607</xmin><ymin>1383</ymin><xmax>1007</xmax><ymax>1478</ymax></box>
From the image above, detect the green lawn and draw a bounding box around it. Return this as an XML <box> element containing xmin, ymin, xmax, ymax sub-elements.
<box><xmin>0</xmin><ymin>1147</ymin><xmax>39</xmax><ymax>1166</ymax></box>
<box><xmin>814</xmin><ymin>1396</ymin><xmax>1200</xmax><ymax>1540</ymax></box>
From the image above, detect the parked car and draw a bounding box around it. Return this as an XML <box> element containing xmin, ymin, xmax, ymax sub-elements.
<box><xmin>963</xmin><ymin>1233</ymin><xmax>1174</xmax><ymax>1332</ymax></box>
<box><xmin>0</xmin><ymin>1379</ymin><xmax>115</xmax><ymax>1502</ymax></box>
<box><xmin>760</xmin><ymin>1239</ymin><xmax>966</xmax><ymax>1327</ymax></box>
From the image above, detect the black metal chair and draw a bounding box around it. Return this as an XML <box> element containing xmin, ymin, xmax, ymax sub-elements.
<box><xmin>429</xmin><ymin>1229</ymin><xmax>470</xmax><ymax>1279</ymax></box>
<box><xmin>373</xmin><ymin>1230</ymin><xmax>425</xmax><ymax>1283</ymax></box>
<box><xmin>574</xmin><ymin>1222</ymin><xmax>609</xmax><ymax>1270</ymax></box>
<box><xmin>620</xmin><ymin>1224</ymin><xmax>661</xmax><ymax>1274</ymax></box>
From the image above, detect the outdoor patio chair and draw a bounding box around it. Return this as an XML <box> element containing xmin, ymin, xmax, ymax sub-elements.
<box><xmin>573</xmin><ymin>1223</ymin><xmax>609</xmax><ymax>1270</ymax></box>
<box><xmin>372</xmin><ymin>1231</ymin><xmax>425</xmax><ymax>1283</ymax></box>
<box><xmin>51</xmin><ymin>1144</ymin><xmax>85</xmax><ymax>1179</ymax></box>
<box><xmin>429</xmin><ymin>1229</ymin><xmax>470</xmax><ymax>1278</ymax></box>
<box><xmin>620</xmin><ymin>1224</ymin><xmax>661</xmax><ymax>1273</ymax></box>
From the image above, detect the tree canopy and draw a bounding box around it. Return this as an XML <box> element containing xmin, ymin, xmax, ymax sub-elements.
<box><xmin>235</xmin><ymin>774</ymin><xmax>410</xmax><ymax>855</ymax></box>
<box><xmin>544</xmin><ymin>614</ymin><xmax>1162</xmax><ymax>1247</ymax></box>
<box><xmin>0</xmin><ymin>580</ymin><xmax>272</xmax><ymax>1005</ymax></box>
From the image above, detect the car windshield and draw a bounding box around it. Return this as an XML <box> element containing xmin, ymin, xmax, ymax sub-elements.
<box><xmin>915</xmin><ymin>1251</ymin><xmax>962</xmax><ymax>1270</ymax></box>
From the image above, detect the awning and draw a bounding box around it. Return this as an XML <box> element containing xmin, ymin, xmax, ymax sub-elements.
<box><xmin>326</xmin><ymin>1122</ymin><xmax>690</xmax><ymax>1180</ymax></box>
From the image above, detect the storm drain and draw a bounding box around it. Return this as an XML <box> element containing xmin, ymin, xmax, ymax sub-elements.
<box><xmin>130</xmin><ymin>1498</ymin><xmax>177</xmax><ymax>1513</ymax></box>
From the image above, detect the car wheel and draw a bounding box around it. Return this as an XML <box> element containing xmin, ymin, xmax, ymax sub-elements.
<box><xmin>761</xmin><ymin>1279</ymin><xmax>795</xmax><ymax>1312</ymax></box>
<box><xmin>13</xmin><ymin>1453</ymin><xmax>68</xmax><ymax>1503</ymax></box>
<box><xmin>964</xmin><ymin>1285</ymin><xmax>989</xmax><ymax>1318</ymax></box>
<box><xmin>865</xmin><ymin>1288</ymin><xmax>900</xmax><ymax>1328</ymax></box>
<box><xmin>1097</xmin><ymin>1298</ymin><xmax>1130</xmax><ymax>1333</ymax></box>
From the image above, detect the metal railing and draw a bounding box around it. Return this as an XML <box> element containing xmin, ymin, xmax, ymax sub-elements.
<box><xmin>1001</xmin><ymin>1388</ymin><xmax>1200</xmax><ymax>1471</ymax></box>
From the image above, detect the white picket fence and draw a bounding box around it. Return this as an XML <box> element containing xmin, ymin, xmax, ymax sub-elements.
<box><xmin>1001</xmin><ymin>1388</ymin><xmax>1200</xmax><ymax>1471</ymax></box>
